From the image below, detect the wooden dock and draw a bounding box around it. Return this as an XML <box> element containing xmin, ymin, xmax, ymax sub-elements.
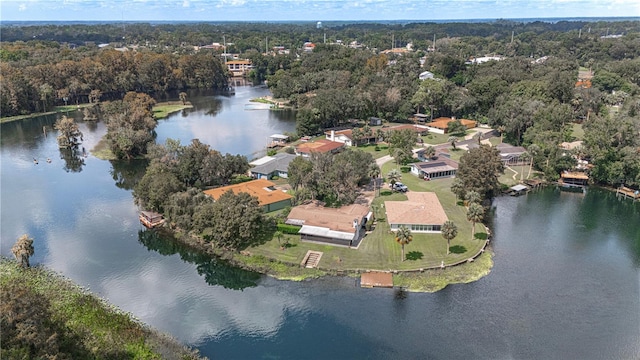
<box><xmin>360</xmin><ymin>272</ymin><xmax>393</xmax><ymax>288</ymax></box>
<box><xmin>139</xmin><ymin>211</ymin><xmax>165</xmax><ymax>229</ymax></box>
<box><xmin>616</xmin><ymin>186</ymin><xmax>640</xmax><ymax>202</ymax></box>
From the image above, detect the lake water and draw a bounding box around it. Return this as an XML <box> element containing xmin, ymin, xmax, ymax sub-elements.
<box><xmin>1</xmin><ymin>86</ymin><xmax>639</xmax><ymax>359</ymax></box>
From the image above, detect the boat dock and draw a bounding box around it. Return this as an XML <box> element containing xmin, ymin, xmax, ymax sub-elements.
<box><xmin>360</xmin><ymin>272</ymin><xmax>393</xmax><ymax>288</ymax></box>
<box><xmin>559</xmin><ymin>171</ymin><xmax>588</xmax><ymax>192</ymax></box>
<box><xmin>616</xmin><ymin>186</ymin><xmax>640</xmax><ymax>202</ymax></box>
<box><xmin>139</xmin><ymin>211</ymin><xmax>166</xmax><ymax>229</ymax></box>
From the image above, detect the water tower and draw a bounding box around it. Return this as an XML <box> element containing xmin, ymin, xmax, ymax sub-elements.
<box><xmin>317</xmin><ymin>21</ymin><xmax>322</xmax><ymax>29</ymax></box>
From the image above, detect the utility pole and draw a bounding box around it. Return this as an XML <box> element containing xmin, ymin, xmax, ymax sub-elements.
<box><xmin>223</xmin><ymin>35</ymin><xmax>227</xmax><ymax>64</ymax></box>
<box><xmin>433</xmin><ymin>34</ymin><xmax>436</xmax><ymax>51</ymax></box>
<box><xmin>578</xmin><ymin>28</ymin><xmax>582</xmax><ymax>38</ymax></box>
<box><xmin>511</xmin><ymin>31</ymin><xmax>514</xmax><ymax>44</ymax></box>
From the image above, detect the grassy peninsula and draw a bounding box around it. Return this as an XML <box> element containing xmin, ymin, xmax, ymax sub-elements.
<box><xmin>0</xmin><ymin>259</ymin><xmax>205</xmax><ymax>360</ymax></box>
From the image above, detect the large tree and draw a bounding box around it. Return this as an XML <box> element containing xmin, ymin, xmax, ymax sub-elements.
<box><xmin>454</xmin><ymin>145</ymin><xmax>505</xmax><ymax>199</ymax></box>
<box><xmin>194</xmin><ymin>191</ymin><xmax>266</xmax><ymax>250</ymax></box>
<box><xmin>54</xmin><ymin>115</ymin><xmax>83</xmax><ymax>149</ymax></box>
<box><xmin>395</xmin><ymin>226</ymin><xmax>413</xmax><ymax>262</ymax></box>
<box><xmin>387</xmin><ymin>129</ymin><xmax>415</xmax><ymax>165</ymax></box>
<box><xmin>11</xmin><ymin>234</ymin><xmax>35</xmax><ymax>268</ymax></box>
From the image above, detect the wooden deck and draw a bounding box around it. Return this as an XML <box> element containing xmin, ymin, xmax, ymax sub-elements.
<box><xmin>361</xmin><ymin>272</ymin><xmax>393</xmax><ymax>288</ymax></box>
<box><xmin>300</xmin><ymin>250</ymin><xmax>323</xmax><ymax>268</ymax></box>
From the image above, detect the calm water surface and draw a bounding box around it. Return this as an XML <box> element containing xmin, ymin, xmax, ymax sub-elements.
<box><xmin>1</xmin><ymin>86</ymin><xmax>638</xmax><ymax>359</ymax></box>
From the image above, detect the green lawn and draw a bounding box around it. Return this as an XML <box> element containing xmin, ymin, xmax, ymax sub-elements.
<box><xmin>355</xmin><ymin>143</ymin><xmax>390</xmax><ymax>159</ymax></box>
<box><xmin>152</xmin><ymin>102</ymin><xmax>193</xmax><ymax>119</ymax></box>
<box><xmin>571</xmin><ymin>123</ymin><xmax>585</xmax><ymax>141</ymax></box>
<box><xmin>248</xmin><ymin>162</ymin><xmax>487</xmax><ymax>272</ymax></box>
<box><xmin>422</xmin><ymin>132</ymin><xmax>450</xmax><ymax>145</ymax></box>
<box><xmin>1</xmin><ymin>104</ymin><xmax>92</xmax><ymax>123</ymax></box>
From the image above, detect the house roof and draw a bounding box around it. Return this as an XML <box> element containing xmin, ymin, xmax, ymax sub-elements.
<box><xmin>412</xmin><ymin>161</ymin><xmax>458</xmax><ymax>174</ymax></box>
<box><xmin>496</xmin><ymin>143</ymin><xmax>526</xmax><ymax>155</ymax></box>
<box><xmin>286</xmin><ymin>202</ymin><xmax>370</xmax><ymax>234</ymax></box>
<box><xmin>270</xmin><ymin>134</ymin><xmax>289</xmax><ymax>140</ymax></box>
<box><xmin>511</xmin><ymin>184</ymin><xmax>528</xmax><ymax>192</ymax></box>
<box><xmin>561</xmin><ymin>171</ymin><xmax>589</xmax><ymax>180</ymax></box>
<box><xmin>250</xmin><ymin>153</ymin><xmax>297</xmax><ymax>175</ymax></box>
<box><xmin>249</xmin><ymin>155</ymin><xmax>275</xmax><ymax>166</ymax></box>
<box><xmin>385</xmin><ymin>124</ymin><xmax>430</xmax><ymax>134</ymax></box>
<box><xmin>385</xmin><ymin>192</ymin><xmax>448</xmax><ymax>225</ymax></box>
<box><xmin>324</xmin><ymin>129</ymin><xmax>354</xmax><ymax>140</ymax></box>
<box><xmin>425</xmin><ymin>117</ymin><xmax>477</xmax><ymax>130</ymax></box>
<box><xmin>296</xmin><ymin>139</ymin><xmax>345</xmax><ymax>154</ymax></box>
<box><xmin>226</xmin><ymin>60</ymin><xmax>251</xmax><ymax>65</ymax></box>
<box><xmin>203</xmin><ymin>179</ymin><xmax>292</xmax><ymax>206</ymax></box>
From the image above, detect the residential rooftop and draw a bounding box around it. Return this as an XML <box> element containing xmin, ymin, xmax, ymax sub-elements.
<box><xmin>286</xmin><ymin>202</ymin><xmax>370</xmax><ymax>234</ymax></box>
<box><xmin>384</xmin><ymin>192</ymin><xmax>448</xmax><ymax>226</ymax></box>
<box><xmin>203</xmin><ymin>179</ymin><xmax>292</xmax><ymax>206</ymax></box>
<box><xmin>296</xmin><ymin>139</ymin><xmax>345</xmax><ymax>154</ymax></box>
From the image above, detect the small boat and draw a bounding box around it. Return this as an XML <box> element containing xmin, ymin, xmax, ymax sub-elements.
<box><xmin>33</xmin><ymin>158</ymin><xmax>38</xmax><ymax>164</ymax></box>
<box><xmin>139</xmin><ymin>211</ymin><xmax>165</xmax><ymax>229</ymax></box>
<box><xmin>46</xmin><ymin>158</ymin><xmax>52</xmax><ymax>163</ymax></box>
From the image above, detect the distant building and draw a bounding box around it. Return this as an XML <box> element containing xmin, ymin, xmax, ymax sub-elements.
<box><xmin>466</xmin><ymin>56</ymin><xmax>503</xmax><ymax>64</ymax></box>
<box><xmin>419</xmin><ymin>71</ymin><xmax>435</xmax><ymax>80</ymax></box>
<box><xmin>226</xmin><ymin>60</ymin><xmax>252</xmax><ymax>77</ymax></box>
<box><xmin>317</xmin><ymin>21</ymin><xmax>322</xmax><ymax>29</ymax></box>
<box><xmin>303</xmin><ymin>42</ymin><xmax>316</xmax><ymax>52</ymax></box>
<box><xmin>424</xmin><ymin>117</ymin><xmax>477</xmax><ymax>134</ymax></box>
<box><xmin>249</xmin><ymin>153</ymin><xmax>297</xmax><ymax>180</ymax></box>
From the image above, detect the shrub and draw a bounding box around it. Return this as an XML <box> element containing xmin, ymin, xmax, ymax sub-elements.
<box><xmin>277</xmin><ymin>223</ymin><xmax>301</xmax><ymax>234</ymax></box>
<box><xmin>375</xmin><ymin>146</ymin><xmax>380</xmax><ymax>151</ymax></box>
<box><xmin>267</xmin><ymin>149</ymin><xmax>278</xmax><ymax>156</ymax></box>
<box><xmin>230</xmin><ymin>174</ymin><xmax>253</xmax><ymax>184</ymax></box>
<box><xmin>380</xmin><ymin>189</ymin><xmax>393</xmax><ymax>196</ymax></box>
<box><xmin>400</xmin><ymin>166</ymin><xmax>411</xmax><ymax>173</ymax></box>
<box><xmin>271</xmin><ymin>175</ymin><xmax>280</xmax><ymax>180</ymax></box>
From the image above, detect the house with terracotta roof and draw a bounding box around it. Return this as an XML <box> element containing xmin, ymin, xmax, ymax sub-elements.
<box><xmin>425</xmin><ymin>117</ymin><xmax>477</xmax><ymax>134</ymax></box>
<box><xmin>384</xmin><ymin>124</ymin><xmax>430</xmax><ymax>136</ymax></box>
<box><xmin>203</xmin><ymin>179</ymin><xmax>292</xmax><ymax>212</ymax></box>
<box><xmin>295</xmin><ymin>139</ymin><xmax>345</xmax><ymax>157</ymax></box>
<box><xmin>285</xmin><ymin>202</ymin><xmax>371</xmax><ymax>248</ymax></box>
<box><xmin>385</xmin><ymin>192</ymin><xmax>448</xmax><ymax>233</ymax></box>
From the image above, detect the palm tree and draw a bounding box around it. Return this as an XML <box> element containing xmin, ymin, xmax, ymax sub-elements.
<box><xmin>441</xmin><ymin>221</ymin><xmax>458</xmax><ymax>255</ymax></box>
<box><xmin>11</xmin><ymin>234</ymin><xmax>35</xmax><ymax>268</ymax></box>
<box><xmin>464</xmin><ymin>190</ymin><xmax>482</xmax><ymax>206</ymax></box>
<box><xmin>368</xmin><ymin>163</ymin><xmax>381</xmax><ymax>196</ymax></box>
<box><xmin>448</xmin><ymin>136</ymin><xmax>458</xmax><ymax>150</ymax></box>
<box><xmin>395</xmin><ymin>226</ymin><xmax>413</xmax><ymax>261</ymax></box>
<box><xmin>527</xmin><ymin>144</ymin><xmax>540</xmax><ymax>178</ymax></box>
<box><xmin>519</xmin><ymin>152</ymin><xmax>531</xmax><ymax>181</ymax></box>
<box><xmin>424</xmin><ymin>146</ymin><xmax>436</xmax><ymax>160</ymax></box>
<box><xmin>497</xmin><ymin>125</ymin><xmax>506</xmax><ymax>143</ymax></box>
<box><xmin>450</xmin><ymin>178</ymin><xmax>465</xmax><ymax>200</ymax></box>
<box><xmin>179</xmin><ymin>92</ymin><xmax>188</xmax><ymax>105</ymax></box>
<box><xmin>387</xmin><ymin>169</ymin><xmax>401</xmax><ymax>187</ymax></box>
<box><xmin>467</xmin><ymin>204</ymin><xmax>485</xmax><ymax>239</ymax></box>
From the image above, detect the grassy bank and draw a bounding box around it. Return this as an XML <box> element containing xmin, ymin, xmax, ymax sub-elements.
<box><xmin>1</xmin><ymin>104</ymin><xmax>92</xmax><ymax>123</ymax></box>
<box><xmin>0</xmin><ymin>259</ymin><xmax>205</xmax><ymax>360</ymax></box>
<box><xmin>153</xmin><ymin>102</ymin><xmax>193</xmax><ymax>119</ymax></box>
<box><xmin>394</xmin><ymin>250</ymin><xmax>493</xmax><ymax>292</ymax></box>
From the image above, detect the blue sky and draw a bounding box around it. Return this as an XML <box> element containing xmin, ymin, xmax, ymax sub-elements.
<box><xmin>1</xmin><ymin>0</ymin><xmax>638</xmax><ymax>22</ymax></box>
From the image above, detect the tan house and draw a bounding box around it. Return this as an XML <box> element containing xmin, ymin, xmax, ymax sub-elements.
<box><xmin>226</xmin><ymin>60</ymin><xmax>252</xmax><ymax>77</ymax></box>
<box><xmin>286</xmin><ymin>202</ymin><xmax>371</xmax><ymax>248</ymax></box>
<box><xmin>203</xmin><ymin>179</ymin><xmax>292</xmax><ymax>212</ymax></box>
<box><xmin>385</xmin><ymin>192</ymin><xmax>448</xmax><ymax>233</ymax></box>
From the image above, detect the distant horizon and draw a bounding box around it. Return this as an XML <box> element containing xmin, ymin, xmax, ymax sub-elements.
<box><xmin>2</xmin><ymin>16</ymin><xmax>638</xmax><ymax>26</ymax></box>
<box><xmin>1</xmin><ymin>0</ymin><xmax>638</xmax><ymax>22</ymax></box>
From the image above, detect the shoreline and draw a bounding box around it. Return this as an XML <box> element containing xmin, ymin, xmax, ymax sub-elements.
<box><xmin>156</xmin><ymin>226</ymin><xmax>494</xmax><ymax>293</ymax></box>
<box><xmin>0</xmin><ymin>258</ymin><xmax>205</xmax><ymax>359</ymax></box>
<box><xmin>1</xmin><ymin>104</ymin><xmax>93</xmax><ymax>124</ymax></box>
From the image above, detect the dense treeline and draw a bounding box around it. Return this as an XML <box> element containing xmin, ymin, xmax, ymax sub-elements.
<box><xmin>0</xmin><ymin>44</ymin><xmax>228</xmax><ymax>116</ymax></box>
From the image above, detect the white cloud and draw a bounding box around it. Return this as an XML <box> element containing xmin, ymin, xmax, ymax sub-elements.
<box><xmin>183</xmin><ymin>0</ymin><xmax>190</xmax><ymax>7</ymax></box>
<box><xmin>18</xmin><ymin>3</ymin><xmax>26</xmax><ymax>11</ymax></box>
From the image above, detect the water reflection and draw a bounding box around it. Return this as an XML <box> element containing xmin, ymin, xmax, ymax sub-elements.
<box><xmin>59</xmin><ymin>147</ymin><xmax>86</xmax><ymax>172</ymax></box>
<box><xmin>138</xmin><ymin>229</ymin><xmax>260</xmax><ymax>290</ymax></box>
<box><xmin>109</xmin><ymin>159</ymin><xmax>148</xmax><ymax>191</ymax></box>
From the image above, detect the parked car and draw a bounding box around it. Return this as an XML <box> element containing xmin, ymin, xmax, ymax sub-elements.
<box><xmin>392</xmin><ymin>182</ymin><xmax>408</xmax><ymax>192</ymax></box>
